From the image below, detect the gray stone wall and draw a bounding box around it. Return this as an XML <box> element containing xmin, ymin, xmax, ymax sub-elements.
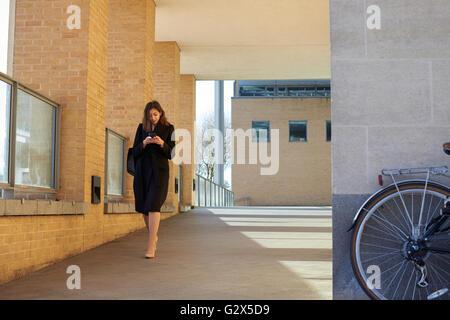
<box><xmin>330</xmin><ymin>0</ymin><xmax>450</xmax><ymax>299</ymax></box>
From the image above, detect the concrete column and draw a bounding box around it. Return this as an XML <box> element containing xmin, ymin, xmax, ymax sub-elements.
<box><xmin>179</xmin><ymin>74</ymin><xmax>196</xmax><ymax>209</ymax></box>
<box><xmin>153</xmin><ymin>41</ymin><xmax>181</xmax><ymax>212</ymax></box>
<box><xmin>330</xmin><ymin>0</ymin><xmax>450</xmax><ymax>299</ymax></box>
<box><xmin>214</xmin><ymin>80</ymin><xmax>224</xmax><ymax>187</ymax></box>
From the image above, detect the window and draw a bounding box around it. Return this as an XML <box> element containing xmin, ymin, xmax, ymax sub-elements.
<box><xmin>15</xmin><ymin>89</ymin><xmax>57</xmax><ymax>188</ymax></box>
<box><xmin>289</xmin><ymin>121</ymin><xmax>307</xmax><ymax>142</ymax></box>
<box><xmin>252</xmin><ymin>121</ymin><xmax>270</xmax><ymax>142</ymax></box>
<box><xmin>0</xmin><ymin>73</ymin><xmax>60</xmax><ymax>191</ymax></box>
<box><xmin>240</xmin><ymin>86</ymin><xmax>275</xmax><ymax>97</ymax></box>
<box><xmin>236</xmin><ymin>81</ymin><xmax>331</xmax><ymax>98</ymax></box>
<box><xmin>277</xmin><ymin>87</ymin><xmax>287</xmax><ymax>96</ymax></box>
<box><xmin>105</xmin><ymin>129</ymin><xmax>126</xmax><ymax>197</ymax></box>
<box><xmin>0</xmin><ymin>78</ymin><xmax>11</xmax><ymax>183</ymax></box>
<box><xmin>326</xmin><ymin>120</ymin><xmax>331</xmax><ymax>142</ymax></box>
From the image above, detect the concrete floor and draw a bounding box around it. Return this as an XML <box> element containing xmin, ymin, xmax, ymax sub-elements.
<box><xmin>0</xmin><ymin>206</ymin><xmax>332</xmax><ymax>300</ymax></box>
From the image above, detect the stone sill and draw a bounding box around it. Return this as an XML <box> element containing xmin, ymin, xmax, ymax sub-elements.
<box><xmin>0</xmin><ymin>199</ymin><xmax>88</xmax><ymax>216</ymax></box>
<box><xmin>104</xmin><ymin>202</ymin><xmax>175</xmax><ymax>214</ymax></box>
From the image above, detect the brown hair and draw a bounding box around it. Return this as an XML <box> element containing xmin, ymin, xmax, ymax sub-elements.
<box><xmin>142</xmin><ymin>100</ymin><xmax>170</xmax><ymax>131</ymax></box>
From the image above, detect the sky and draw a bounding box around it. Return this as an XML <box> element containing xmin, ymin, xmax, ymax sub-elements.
<box><xmin>0</xmin><ymin>0</ymin><xmax>10</xmax><ymax>74</ymax></box>
<box><xmin>0</xmin><ymin>0</ymin><xmax>10</xmax><ymax>181</ymax></box>
<box><xmin>196</xmin><ymin>80</ymin><xmax>234</xmax><ymax>189</ymax></box>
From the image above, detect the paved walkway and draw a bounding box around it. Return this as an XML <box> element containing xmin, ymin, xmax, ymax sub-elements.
<box><xmin>0</xmin><ymin>206</ymin><xmax>332</xmax><ymax>300</ymax></box>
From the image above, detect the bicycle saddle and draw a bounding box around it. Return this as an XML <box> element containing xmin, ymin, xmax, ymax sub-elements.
<box><xmin>444</xmin><ymin>142</ymin><xmax>450</xmax><ymax>155</ymax></box>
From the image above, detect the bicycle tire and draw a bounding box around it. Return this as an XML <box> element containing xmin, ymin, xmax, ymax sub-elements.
<box><xmin>351</xmin><ymin>181</ymin><xmax>450</xmax><ymax>300</ymax></box>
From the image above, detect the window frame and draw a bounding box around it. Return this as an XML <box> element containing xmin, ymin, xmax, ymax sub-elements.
<box><xmin>104</xmin><ymin>128</ymin><xmax>127</xmax><ymax>200</ymax></box>
<box><xmin>251</xmin><ymin>120</ymin><xmax>270</xmax><ymax>143</ymax></box>
<box><xmin>289</xmin><ymin>120</ymin><xmax>308</xmax><ymax>143</ymax></box>
<box><xmin>326</xmin><ymin>120</ymin><xmax>331</xmax><ymax>142</ymax></box>
<box><xmin>0</xmin><ymin>72</ymin><xmax>61</xmax><ymax>194</ymax></box>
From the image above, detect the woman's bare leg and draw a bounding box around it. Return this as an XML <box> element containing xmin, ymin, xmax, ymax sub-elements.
<box><xmin>143</xmin><ymin>214</ymin><xmax>149</xmax><ymax>231</ymax></box>
<box><xmin>145</xmin><ymin>211</ymin><xmax>161</xmax><ymax>258</ymax></box>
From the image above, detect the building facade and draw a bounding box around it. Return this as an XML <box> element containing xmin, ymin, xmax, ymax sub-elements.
<box><xmin>231</xmin><ymin>80</ymin><xmax>331</xmax><ymax>206</ymax></box>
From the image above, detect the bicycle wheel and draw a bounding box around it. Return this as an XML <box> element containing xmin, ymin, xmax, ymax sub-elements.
<box><xmin>351</xmin><ymin>181</ymin><xmax>450</xmax><ymax>300</ymax></box>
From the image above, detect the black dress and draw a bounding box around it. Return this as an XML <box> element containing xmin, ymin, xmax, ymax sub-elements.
<box><xmin>132</xmin><ymin>121</ymin><xmax>175</xmax><ymax>214</ymax></box>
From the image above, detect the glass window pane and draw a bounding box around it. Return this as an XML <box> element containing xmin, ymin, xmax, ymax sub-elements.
<box><xmin>289</xmin><ymin>121</ymin><xmax>307</xmax><ymax>142</ymax></box>
<box><xmin>252</xmin><ymin>120</ymin><xmax>270</xmax><ymax>142</ymax></box>
<box><xmin>106</xmin><ymin>131</ymin><xmax>124</xmax><ymax>195</ymax></box>
<box><xmin>0</xmin><ymin>80</ymin><xmax>11</xmax><ymax>183</ymax></box>
<box><xmin>15</xmin><ymin>89</ymin><xmax>55</xmax><ymax>188</ymax></box>
<box><xmin>326</xmin><ymin>120</ymin><xmax>331</xmax><ymax>142</ymax></box>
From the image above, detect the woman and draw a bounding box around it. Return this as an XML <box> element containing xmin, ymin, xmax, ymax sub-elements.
<box><xmin>132</xmin><ymin>100</ymin><xmax>175</xmax><ymax>259</ymax></box>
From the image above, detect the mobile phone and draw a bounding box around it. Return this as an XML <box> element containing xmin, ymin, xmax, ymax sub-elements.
<box><xmin>148</xmin><ymin>132</ymin><xmax>156</xmax><ymax>138</ymax></box>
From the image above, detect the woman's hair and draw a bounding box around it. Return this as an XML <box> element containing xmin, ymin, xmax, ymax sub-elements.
<box><xmin>142</xmin><ymin>100</ymin><xmax>170</xmax><ymax>131</ymax></box>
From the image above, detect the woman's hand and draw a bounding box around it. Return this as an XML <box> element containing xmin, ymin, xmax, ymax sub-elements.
<box><xmin>143</xmin><ymin>136</ymin><xmax>153</xmax><ymax>147</ymax></box>
<box><xmin>143</xmin><ymin>136</ymin><xmax>164</xmax><ymax>147</ymax></box>
<box><xmin>151</xmin><ymin>136</ymin><xmax>165</xmax><ymax>147</ymax></box>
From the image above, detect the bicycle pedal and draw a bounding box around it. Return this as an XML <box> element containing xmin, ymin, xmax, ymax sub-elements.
<box><xmin>427</xmin><ymin>288</ymin><xmax>449</xmax><ymax>300</ymax></box>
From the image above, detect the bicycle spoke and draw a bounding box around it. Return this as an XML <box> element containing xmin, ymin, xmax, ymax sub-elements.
<box><xmin>402</xmin><ymin>264</ymin><xmax>416</xmax><ymax>300</ymax></box>
<box><xmin>427</xmin><ymin>256</ymin><xmax>450</xmax><ymax>278</ymax></box>
<box><xmin>390</xmin><ymin>197</ymin><xmax>414</xmax><ymax>234</ymax></box>
<box><xmin>371</xmin><ymin>212</ymin><xmax>408</xmax><ymax>241</ymax></box>
<box><xmin>361</xmin><ymin>250</ymin><xmax>402</xmax><ymax>264</ymax></box>
<box><xmin>365</xmin><ymin>223</ymin><xmax>405</xmax><ymax>243</ymax></box>
<box><xmin>391</xmin><ymin>260</ymin><xmax>410</xmax><ymax>299</ymax></box>
<box><xmin>384</xmin><ymin>201</ymin><xmax>411</xmax><ymax>236</ymax></box>
<box><xmin>424</xmin><ymin>194</ymin><xmax>434</xmax><ymax>231</ymax></box>
<box><xmin>391</xmin><ymin>195</ymin><xmax>414</xmax><ymax>233</ymax></box>
<box><xmin>426</xmin><ymin>262</ymin><xmax>447</xmax><ymax>289</ymax></box>
<box><xmin>418</xmin><ymin>173</ymin><xmax>430</xmax><ymax>231</ymax></box>
<box><xmin>379</xmin><ymin>258</ymin><xmax>408</xmax><ymax>277</ymax></box>
<box><xmin>391</xmin><ymin>179</ymin><xmax>415</xmax><ymax>233</ymax></box>
<box><xmin>361</xmin><ymin>231</ymin><xmax>403</xmax><ymax>245</ymax></box>
<box><xmin>432</xmin><ymin>253</ymin><xmax>450</xmax><ymax>267</ymax></box>
<box><xmin>425</xmin><ymin>198</ymin><xmax>443</xmax><ymax>229</ymax></box>
<box><xmin>379</xmin><ymin>259</ymin><xmax>408</xmax><ymax>295</ymax></box>
<box><xmin>411</xmin><ymin>271</ymin><xmax>418</xmax><ymax>300</ymax></box>
<box><xmin>384</xmin><ymin>259</ymin><xmax>406</xmax><ymax>295</ymax></box>
<box><xmin>360</xmin><ymin>242</ymin><xmax>401</xmax><ymax>252</ymax></box>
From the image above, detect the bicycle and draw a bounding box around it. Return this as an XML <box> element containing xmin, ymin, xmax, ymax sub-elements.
<box><xmin>348</xmin><ymin>142</ymin><xmax>450</xmax><ymax>300</ymax></box>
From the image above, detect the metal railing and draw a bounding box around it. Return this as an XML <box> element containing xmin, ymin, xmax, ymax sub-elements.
<box><xmin>195</xmin><ymin>174</ymin><xmax>234</xmax><ymax>207</ymax></box>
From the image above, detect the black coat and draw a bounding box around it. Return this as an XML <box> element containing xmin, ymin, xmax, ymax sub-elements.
<box><xmin>132</xmin><ymin>121</ymin><xmax>175</xmax><ymax>213</ymax></box>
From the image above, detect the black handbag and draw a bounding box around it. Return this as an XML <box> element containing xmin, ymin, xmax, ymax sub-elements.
<box><xmin>127</xmin><ymin>147</ymin><xmax>136</xmax><ymax>176</ymax></box>
<box><xmin>127</xmin><ymin>124</ymin><xmax>145</xmax><ymax>176</ymax></box>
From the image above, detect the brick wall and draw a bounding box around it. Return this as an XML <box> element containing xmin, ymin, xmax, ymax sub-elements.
<box><xmin>103</xmin><ymin>0</ymin><xmax>157</xmax><ymax>241</ymax></box>
<box><xmin>179</xmin><ymin>74</ymin><xmax>196</xmax><ymax>207</ymax></box>
<box><xmin>0</xmin><ymin>0</ymin><xmax>172</xmax><ymax>286</ymax></box>
<box><xmin>153</xmin><ymin>41</ymin><xmax>181</xmax><ymax>209</ymax></box>
<box><xmin>232</xmin><ymin>97</ymin><xmax>332</xmax><ymax>206</ymax></box>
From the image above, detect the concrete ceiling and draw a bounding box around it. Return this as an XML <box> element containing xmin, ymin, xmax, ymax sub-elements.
<box><xmin>154</xmin><ymin>0</ymin><xmax>330</xmax><ymax>80</ymax></box>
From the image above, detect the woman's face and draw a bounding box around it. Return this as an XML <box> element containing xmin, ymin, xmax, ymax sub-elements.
<box><xmin>148</xmin><ymin>108</ymin><xmax>161</xmax><ymax>125</ymax></box>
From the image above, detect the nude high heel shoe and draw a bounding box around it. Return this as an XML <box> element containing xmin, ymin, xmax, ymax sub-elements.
<box><xmin>145</xmin><ymin>235</ymin><xmax>158</xmax><ymax>259</ymax></box>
